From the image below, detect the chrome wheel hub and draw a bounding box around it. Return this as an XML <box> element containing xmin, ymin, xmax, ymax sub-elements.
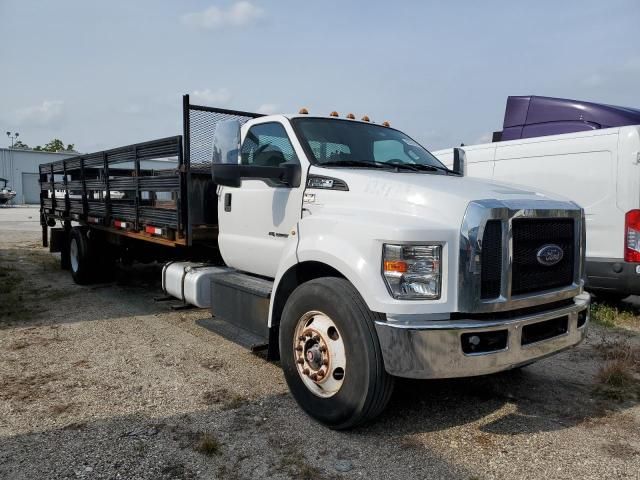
<box><xmin>293</xmin><ymin>311</ymin><xmax>346</xmax><ymax>398</ymax></box>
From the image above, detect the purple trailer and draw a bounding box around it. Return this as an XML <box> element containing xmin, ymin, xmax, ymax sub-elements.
<box><xmin>493</xmin><ymin>95</ymin><xmax>640</xmax><ymax>142</ymax></box>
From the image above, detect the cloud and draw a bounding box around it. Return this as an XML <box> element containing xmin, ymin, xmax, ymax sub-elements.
<box><xmin>474</xmin><ymin>132</ymin><xmax>493</xmax><ymax>144</ymax></box>
<box><xmin>191</xmin><ymin>88</ymin><xmax>232</xmax><ymax>106</ymax></box>
<box><xmin>123</xmin><ymin>104</ymin><xmax>143</xmax><ymax>115</ymax></box>
<box><xmin>581</xmin><ymin>72</ymin><xmax>604</xmax><ymax>88</ymax></box>
<box><xmin>181</xmin><ymin>1</ymin><xmax>264</xmax><ymax>30</ymax></box>
<box><xmin>15</xmin><ymin>100</ymin><xmax>64</xmax><ymax>127</ymax></box>
<box><xmin>623</xmin><ymin>57</ymin><xmax>640</xmax><ymax>73</ymax></box>
<box><xmin>257</xmin><ymin>103</ymin><xmax>279</xmax><ymax>114</ymax></box>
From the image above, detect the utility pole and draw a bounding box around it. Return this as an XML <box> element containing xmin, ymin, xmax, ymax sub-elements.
<box><xmin>6</xmin><ymin>131</ymin><xmax>19</xmax><ymax>148</ymax></box>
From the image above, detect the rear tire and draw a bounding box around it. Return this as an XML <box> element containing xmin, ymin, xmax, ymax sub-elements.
<box><xmin>279</xmin><ymin>277</ymin><xmax>394</xmax><ymax>429</ymax></box>
<box><xmin>68</xmin><ymin>227</ymin><xmax>95</xmax><ymax>285</ymax></box>
<box><xmin>60</xmin><ymin>230</ymin><xmax>71</xmax><ymax>270</ymax></box>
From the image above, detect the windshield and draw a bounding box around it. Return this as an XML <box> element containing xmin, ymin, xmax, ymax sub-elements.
<box><xmin>291</xmin><ymin>118</ymin><xmax>447</xmax><ymax>171</ymax></box>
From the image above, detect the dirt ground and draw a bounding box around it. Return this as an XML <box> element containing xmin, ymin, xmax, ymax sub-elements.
<box><xmin>1</xmin><ymin>206</ymin><xmax>639</xmax><ymax>480</ymax></box>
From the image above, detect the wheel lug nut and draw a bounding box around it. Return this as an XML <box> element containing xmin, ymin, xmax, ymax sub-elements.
<box><xmin>312</xmin><ymin>335</ymin><xmax>320</xmax><ymax>342</ymax></box>
<box><xmin>298</xmin><ymin>335</ymin><xmax>306</xmax><ymax>341</ymax></box>
<box><xmin>322</xmin><ymin>359</ymin><xmax>329</xmax><ymax>366</ymax></box>
<box><xmin>303</xmin><ymin>368</ymin><xmax>310</xmax><ymax>375</ymax></box>
<box><xmin>310</xmin><ymin>373</ymin><xmax>318</xmax><ymax>381</ymax></box>
<box><xmin>319</xmin><ymin>346</ymin><xmax>327</xmax><ymax>353</ymax></box>
<box><xmin>295</xmin><ymin>346</ymin><xmax>303</xmax><ymax>352</ymax></box>
<box><xmin>296</xmin><ymin>358</ymin><xmax>304</xmax><ymax>365</ymax></box>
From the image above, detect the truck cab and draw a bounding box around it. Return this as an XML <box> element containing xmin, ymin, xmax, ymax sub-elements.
<box><xmin>209</xmin><ymin>110</ymin><xmax>590</xmax><ymax>427</ymax></box>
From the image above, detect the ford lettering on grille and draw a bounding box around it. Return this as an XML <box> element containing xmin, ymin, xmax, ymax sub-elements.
<box><xmin>536</xmin><ymin>244</ymin><xmax>564</xmax><ymax>266</ymax></box>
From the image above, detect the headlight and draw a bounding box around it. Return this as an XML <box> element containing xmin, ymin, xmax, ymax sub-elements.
<box><xmin>383</xmin><ymin>244</ymin><xmax>441</xmax><ymax>299</ymax></box>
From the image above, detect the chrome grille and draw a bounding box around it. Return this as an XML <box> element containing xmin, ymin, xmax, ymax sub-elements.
<box><xmin>458</xmin><ymin>199</ymin><xmax>584</xmax><ymax>313</ymax></box>
<box><xmin>511</xmin><ymin>218</ymin><xmax>574</xmax><ymax>295</ymax></box>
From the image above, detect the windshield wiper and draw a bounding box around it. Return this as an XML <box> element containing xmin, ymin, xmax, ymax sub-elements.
<box><xmin>387</xmin><ymin>163</ymin><xmax>460</xmax><ymax>175</ymax></box>
<box><xmin>320</xmin><ymin>160</ymin><xmax>459</xmax><ymax>175</ymax></box>
<box><xmin>428</xmin><ymin>164</ymin><xmax>460</xmax><ymax>175</ymax></box>
<box><xmin>380</xmin><ymin>163</ymin><xmax>435</xmax><ymax>172</ymax></box>
<box><xmin>320</xmin><ymin>160</ymin><xmax>395</xmax><ymax>169</ymax></box>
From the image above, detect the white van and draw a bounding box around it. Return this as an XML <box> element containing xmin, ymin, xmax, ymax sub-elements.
<box><xmin>434</xmin><ymin>125</ymin><xmax>640</xmax><ymax>300</ymax></box>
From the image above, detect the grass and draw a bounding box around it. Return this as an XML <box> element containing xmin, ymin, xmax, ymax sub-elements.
<box><xmin>590</xmin><ymin>302</ymin><xmax>640</xmax><ymax>330</ymax></box>
<box><xmin>194</xmin><ymin>432</ymin><xmax>221</xmax><ymax>456</ymax></box>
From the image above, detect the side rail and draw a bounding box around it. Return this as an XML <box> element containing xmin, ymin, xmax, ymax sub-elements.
<box><xmin>39</xmin><ymin>136</ymin><xmax>186</xmax><ymax>247</ymax></box>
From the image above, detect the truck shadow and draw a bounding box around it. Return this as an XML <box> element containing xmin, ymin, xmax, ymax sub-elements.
<box><xmin>0</xmin><ymin>246</ymin><xmax>183</xmax><ymax>329</ymax></box>
<box><xmin>0</xmin><ymin>396</ymin><xmax>475</xmax><ymax>480</ymax></box>
<box><xmin>364</xmin><ymin>335</ymin><xmax>639</xmax><ymax>438</ymax></box>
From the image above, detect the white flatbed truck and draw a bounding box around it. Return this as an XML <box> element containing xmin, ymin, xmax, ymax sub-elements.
<box><xmin>39</xmin><ymin>96</ymin><xmax>590</xmax><ymax>429</ymax></box>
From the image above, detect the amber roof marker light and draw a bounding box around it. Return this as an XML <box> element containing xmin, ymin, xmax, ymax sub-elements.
<box><xmin>329</xmin><ymin>111</ymin><xmax>339</xmax><ymax>117</ymax></box>
<box><xmin>361</xmin><ymin>115</ymin><xmax>370</xmax><ymax>122</ymax></box>
<box><xmin>382</xmin><ymin>121</ymin><xmax>391</xmax><ymax>127</ymax></box>
<box><xmin>346</xmin><ymin>113</ymin><xmax>355</xmax><ymax>119</ymax></box>
<box><xmin>299</xmin><ymin>108</ymin><xmax>309</xmax><ymax>114</ymax></box>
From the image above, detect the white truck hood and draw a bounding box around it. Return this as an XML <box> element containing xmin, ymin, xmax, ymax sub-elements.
<box><xmin>307</xmin><ymin>167</ymin><xmax>570</xmax><ymax>227</ymax></box>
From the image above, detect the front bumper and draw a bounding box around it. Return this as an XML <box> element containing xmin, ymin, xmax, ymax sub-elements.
<box><xmin>374</xmin><ymin>293</ymin><xmax>590</xmax><ymax>379</ymax></box>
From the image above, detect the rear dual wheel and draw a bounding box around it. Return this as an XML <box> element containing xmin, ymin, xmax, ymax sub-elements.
<box><xmin>279</xmin><ymin>277</ymin><xmax>394</xmax><ymax>429</ymax></box>
<box><xmin>68</xmin><ymin>227</ymin><xmax>94</xmax><ymax>285</ymax></box>
<box><xmin>67</xmin><ymin>227</ymin><xmax>115</xmax><ymax>284</ymax></box>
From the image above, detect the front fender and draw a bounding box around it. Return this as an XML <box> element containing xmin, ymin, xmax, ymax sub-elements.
<box><xmin>269</xmin><ymin>211</ymin><xmax>459</xmax><ymax>325</ymax></box>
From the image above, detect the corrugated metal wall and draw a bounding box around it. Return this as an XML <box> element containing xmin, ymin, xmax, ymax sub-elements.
<box><xmin>0</xmin><ymin>149</ymin><xmax>74</xmax><ymax>204</ymax></box>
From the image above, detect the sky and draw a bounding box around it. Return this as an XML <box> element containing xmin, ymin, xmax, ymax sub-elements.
<box><xmin>1</xmin><ymin>0</ymin><xmax>639</xmax><ymax>152</ymax></box>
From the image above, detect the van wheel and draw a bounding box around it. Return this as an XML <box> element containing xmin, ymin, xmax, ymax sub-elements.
<box><xmin>69</xmin><ymin>227</ymin><xmax>95</xmax><ymax>285</ymax></box>
<box><xmin>279</xmin><ymin>277</ymin><xmax>394</xmax><ymax>429</ymax></box>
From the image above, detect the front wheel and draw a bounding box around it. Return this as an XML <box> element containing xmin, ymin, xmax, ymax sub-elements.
<box><xmin>279</xmin><ymin>277</ymin><xmax>394</xmax><ymax>429</ymax></box>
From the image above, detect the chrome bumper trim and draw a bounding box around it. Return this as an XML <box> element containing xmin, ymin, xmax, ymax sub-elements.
<box><xmin>375</xmin><ymin>293</ymin><xmax>590</xmax><ymax>379</ymax></box>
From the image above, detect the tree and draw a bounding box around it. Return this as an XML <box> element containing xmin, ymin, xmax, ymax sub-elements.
<box><xmin>11</xmin><ymin>140</ymin><xmax>30</xmax><ymax>149</ymax></box>
<box><xmin>33</xmin><ymin>139</ymin><xmax>76</xmax><ymax>153</ymax></box>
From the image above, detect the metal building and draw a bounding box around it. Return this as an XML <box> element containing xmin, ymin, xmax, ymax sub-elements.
<box><xmin>0</xmin><ymin>148</ymin><xmax>74</xmax><ymax>204</ymax></box>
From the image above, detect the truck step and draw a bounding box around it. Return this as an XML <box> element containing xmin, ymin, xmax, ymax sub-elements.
<box><xmin>209</xmin><ymin>271</ymin><xmax>273</xmax><ymax>352</ymax></box>
<box><xmin>196</xmin><ymin>317</ymin><xmax>268</xmax><ymax>352</ymax></box>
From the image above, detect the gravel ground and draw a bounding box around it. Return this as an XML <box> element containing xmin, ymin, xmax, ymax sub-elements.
<box><xmin>1</xmin><ymin>206</ymin><xmax>639</xmax><ymax>480</ymax></box>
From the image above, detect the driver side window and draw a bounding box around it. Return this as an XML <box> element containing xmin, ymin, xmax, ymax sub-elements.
<box><xmin>241</xmin><ymin>123</ymin><xmax>299</xmax><ymax>167</ymax></box>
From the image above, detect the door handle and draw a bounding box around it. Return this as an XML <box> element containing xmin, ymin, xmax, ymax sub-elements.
<box><xmin>224</xmin><ymin>193</ymin><xmax>232</xmax><ymax>212</ymax></box>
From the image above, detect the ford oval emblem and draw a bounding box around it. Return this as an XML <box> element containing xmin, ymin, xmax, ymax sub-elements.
<box><xmin>536</xmin><ymin>244</ymin><xmax>564</xmax><ymax>266</ymax></box>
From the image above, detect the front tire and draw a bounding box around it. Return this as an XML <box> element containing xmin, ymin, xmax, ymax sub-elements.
<box><xmin>279</xmin><ymin>277</ymin><xmax>394</xmax><ymax>429</ymax></box>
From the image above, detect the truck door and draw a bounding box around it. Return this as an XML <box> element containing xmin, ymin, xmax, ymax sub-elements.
<box><xmin>217</xmin><ymin>120</ymin><xmax>304</xmax><ymax>278</ymax></box>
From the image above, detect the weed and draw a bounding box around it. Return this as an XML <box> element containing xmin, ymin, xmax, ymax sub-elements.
<box><xmin>597</xmin><ymin>359</ymin><xmax>635</xmax><ymax>388</ymax></box>
<box><xmin>194</xmin><ymin>432</ymin><xmax>221</xmax><ymax>456</ymax></box>
<box><xmin>594</xmin><ymin>340</ymin><xmax>640</xmax><ymax>401</ymax></box>
<box><xmin>277</xmin><ymin>449</ymin><xmax>325</xmax><ymax>480</ymax></box>
<box><xmin>202</xmin><ymin>389</ymin><xmax>247</xmax><ymax>410</ymax></box>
